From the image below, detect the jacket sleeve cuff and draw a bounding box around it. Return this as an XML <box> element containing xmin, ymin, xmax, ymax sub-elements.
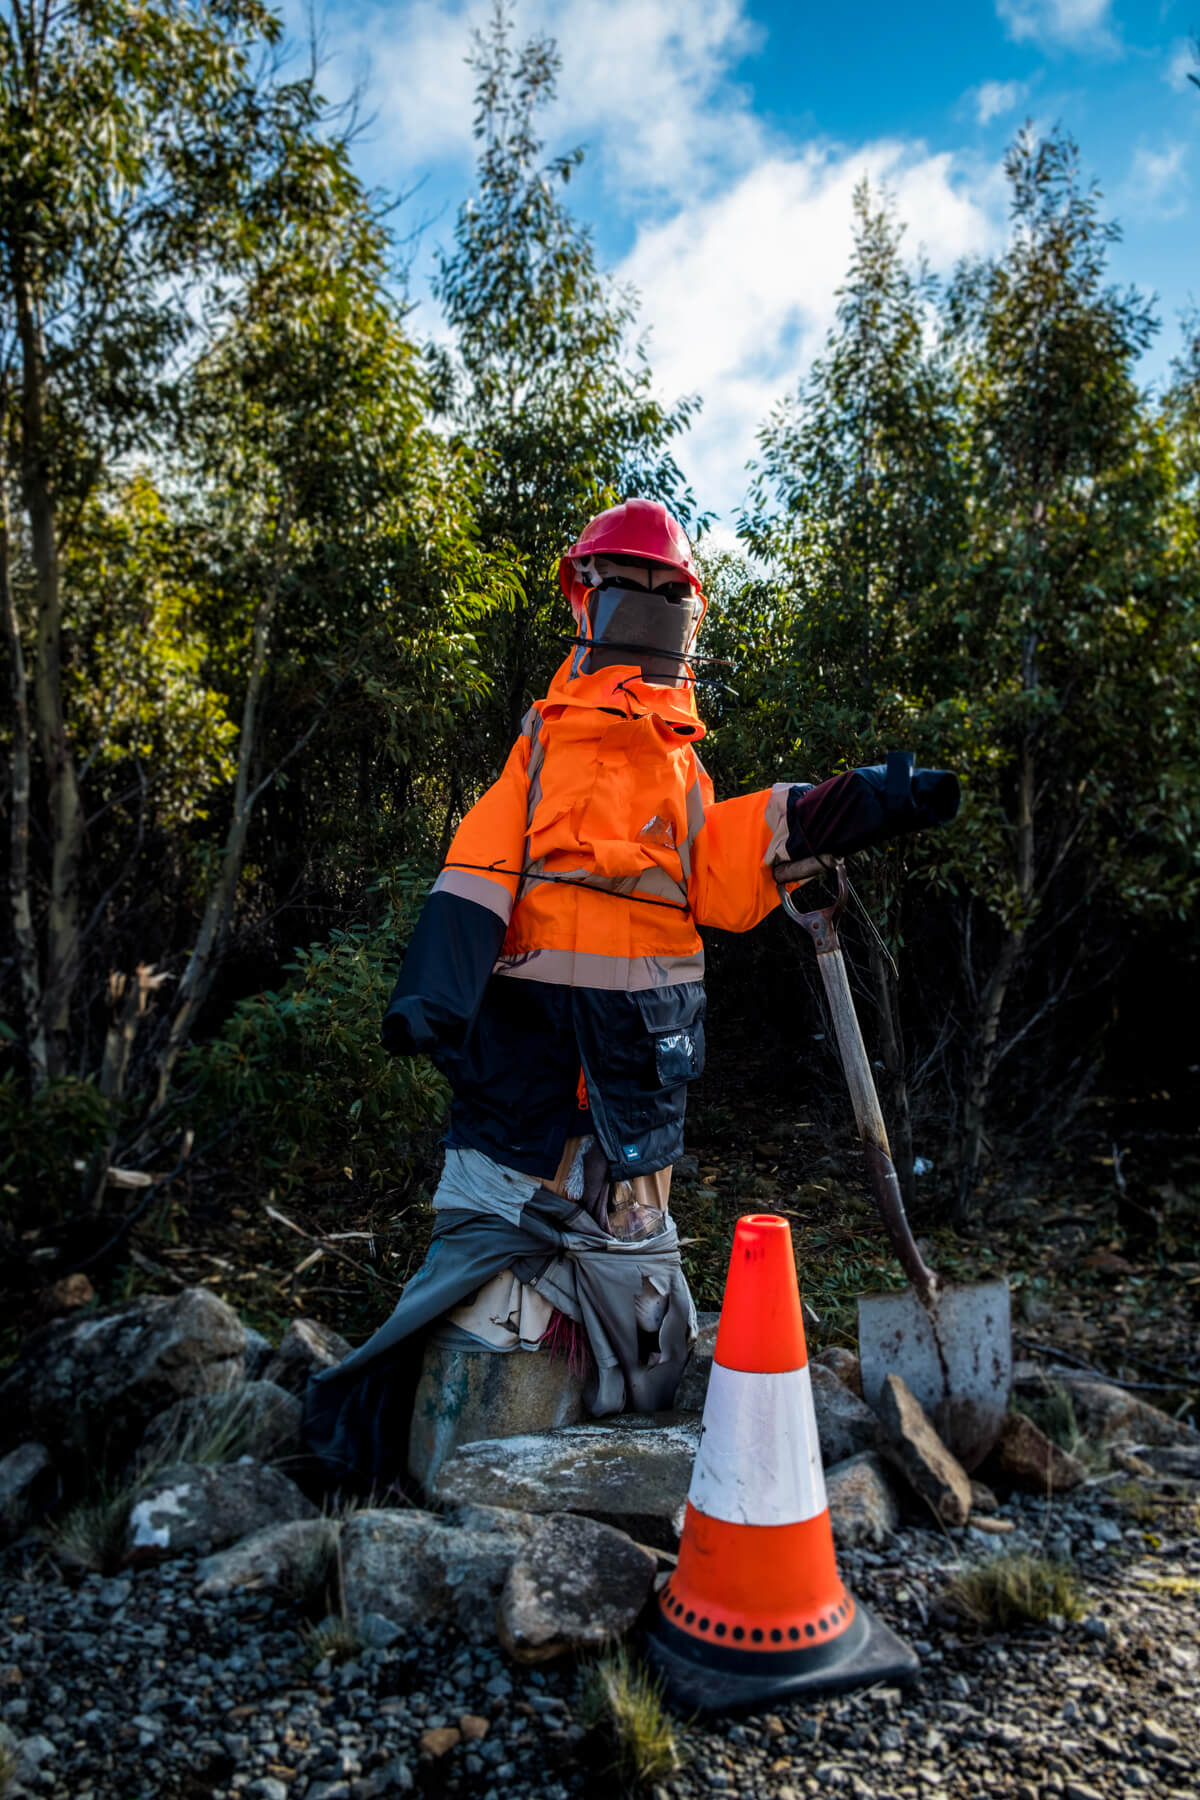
<box><xmin>785</xmin><ymin>759</ymin><xmax>959</xmax><ymax>860</ymax></box>
<box><xmin>381</xmin><ymin>890</ymin><xmax>508</xmax><ymax>1058</ymax></box>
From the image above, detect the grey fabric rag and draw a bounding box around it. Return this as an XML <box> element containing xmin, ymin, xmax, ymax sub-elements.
<box><xmin>302</xmin><ymin>1146</ymin><xmax>696</xmax><ymax>1489</ymax></box>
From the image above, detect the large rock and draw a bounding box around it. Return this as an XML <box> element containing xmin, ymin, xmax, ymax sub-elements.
<box><xmin>1138</xmin><ymin>1445</ymin><xmax>1200</xmax><ymax>1480</ymax></box>
<box><xmin>433</xmin><ymin>1414</ymin><xmax>702</xmax><ymax>1549</ymax></box>
<box><xmin>811</xmin><ymin>1363</ymin><xmax>882</xmax><ymax>1464</ymax></box>
<box><xmin>261</xmin><ymin>1318</ymin><xmax>350</xmax><ymax>1395</ymax></box>
<box><xmin>983</xmin><ymin>1411</ymin><xmax>1086</xmax><ymax>1494</ymax></box>
<box><xmin>339</xmin><ymin>1507</ymin><xmax>536</xmax><ymax>1641</ymax></box>
<box><xmin>826</xmin><ymin>1452</ymin><xmax>900</xmax><ymax>1548</ymax></box>
<box><xmin>0</xmin><ymin>1287</ymin><xmax>245</xmax><ymax>1463</ymax></box>
<box><xmin>672</xmin><ymin>1311</ymin><xmax>720</xmax><ymax>1411</ymax></box>
<box><xmin>138</xmin><ymin>1380</ymin><xmax>303</xmax><ymax>1470</ymax></box>
<box><xmin>0</xmin><ymin>1443</ymin><xmax>57</xmax><ymax>1543</ymax></box>
<box><xmin>243</xmin><ymin>1327</ymin><xmax>275</xmax><ymax>1382</ymax></box>
<box><xmin>876</xmin><ymin>1374</ymin><xmax>972</xmax><ymax>1526</ymax></box>
<box><xmin>498</xmin><ymin>1513</ymin><xmax>657</xmax><ymax>1663</ymax></box>
<box><xmin>815</xmin><ymin>1346</ymin><xmax>863</xmax><ymax>1397</ymax></box>
<box><xmin>122</xmin><ymin>1459</ymin><xmax>316</xmax><ymax>1564</ymax></box>
<box><xmin>407</xmin><ymin>1344</ymin><xmax>585</xmax><ymax>1494</ymax></box>
<box><xmin>195</xmin><ymin>1517</ymin><xmax>338</xmax><ymax>1599</ymax></box>
<box><xmin>1057</xmin><ymin>1376</ymin><xmax>1199</xmax><ymax>1449</ymax></box>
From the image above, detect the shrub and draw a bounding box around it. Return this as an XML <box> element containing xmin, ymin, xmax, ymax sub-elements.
<box><xmin>0</xmin><ymin>1072</ymin><xmax>115</xmax><ymax>1231</ymax></box>
<box><xmin>184</xmin><ymin>867</ymin><xmax>449</xmax><ymax>1188</ymax></box>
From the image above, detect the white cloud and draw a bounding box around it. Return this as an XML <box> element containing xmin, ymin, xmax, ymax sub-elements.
<box><xmin>1119</xmin><ymin>142</ymin><xmax>1190</xmax><ymax>220</ymax></box>
<box><xmin>290</xmin><ymin>0</ymin><xmax>765</xmax><ymax>204</ymax></box>
<box><xmin>1165</xmin><ymin>38</ymin><xmax>1200</xmax><ymax>93</ymax></box>
<box><xmin>996</xmin><ymin>0</ymin><xmax>1118</xmax><ymax>52</ymax></box>
<box><xmin>617</xmin><ymin>143</ymin><xmax>1004</xmax><ymax>522</ymax></box>
<box><xmin>970</xmin><ymin>78</ymin><xmax>1031</xmax><ymax>124</ymax></box>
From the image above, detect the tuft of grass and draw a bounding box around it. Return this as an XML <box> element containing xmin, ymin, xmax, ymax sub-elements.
<box><xmin>0</xmin><ymin>1738</ymin><xmax>16</xmax><ymax>1798</ymax></box>
<box><xmin>580</xmin><ymin>1646</ymin><xmax>683</xmax><ymax>1792</ymax></box>
<box><xmin>43</xmin><ymin>1381</ymin><xmax>291</xmax><ymax>1574</ymax></box>
<box><xmin>43</xmin><ymin>1469</ymin><xmax>145</xmax><ymax>1575</ymax></box>
<box><xmin>168</xmin><ymin>1387</ymin><xmax>274</xmax><ymax>1466</ymax></box>
<box><xmin>300</xmin><ymin>1611</ymin><xmax>364</xmax><ymax>1670</ymax></box>
<box><xmin>1021</xmin><ymin>1383</ymin><xmax>1085</xmax><ymax>1455</ymax></box>
<box><xmin>942</xmin><ymin>1554</ymin><xmax>1084</xmax><ymax>1631</ymax></box>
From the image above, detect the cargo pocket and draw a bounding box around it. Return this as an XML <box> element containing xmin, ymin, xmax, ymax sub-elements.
<box><xmin>635</xmin><ymin>984</ymin><xmax>706</xmax><ymax>1090</ymax></box>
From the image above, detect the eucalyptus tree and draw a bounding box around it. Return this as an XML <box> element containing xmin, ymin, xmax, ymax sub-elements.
<box><xmin>152</xmin><ymin>185</ymin><xmax>511</xmax><ymax>1105</ymax></box>
<box><xmin>933</xmin><ymin>129</ymin><xmax>1198</xmax><ymax>1212</ymax></box>
<box><xmin>735</xmin><ymin>181</ymin><xmax>963</xmax><ymax>1195</ymax></box>
<box><xmin>434</xmin><ymin>1</ymin><xmax>703</xmax><ymax>763</ymax></box>
<box><xmin>0</xmin><ymin>0</ymin><xmax>337</xmax><ymax>1085</ymax></box>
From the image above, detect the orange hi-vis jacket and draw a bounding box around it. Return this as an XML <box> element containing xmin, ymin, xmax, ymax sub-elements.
<box><xmin>382</xmin><ymin>653</ymin><xmax>955</xmax><ymax>1180</ymax></box>
<box><xmin>383</xmin><ymin>652</ymin><xmax>795</xmax><ymax>1184</ymax></box>
<box><xmin>438</xmin><ymin>657</ymin><xmax>795</xmax><ymax>982</ymax></box>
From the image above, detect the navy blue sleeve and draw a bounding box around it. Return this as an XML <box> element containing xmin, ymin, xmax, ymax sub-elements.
<box><xmin>381</xmin><ymin>892</ymin><xmax>508</xmax><ymax>1058</ymax></box>
<box><xmin>786</xmin><ymin>754</ymin><xmax>959</xmax><ymax>861</ymax></box>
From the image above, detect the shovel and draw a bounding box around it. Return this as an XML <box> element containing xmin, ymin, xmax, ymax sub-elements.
<box><xmin>776</xmin><ymin>858</ymin><xmax>1011</xmax><ymax>1471</ymax></box>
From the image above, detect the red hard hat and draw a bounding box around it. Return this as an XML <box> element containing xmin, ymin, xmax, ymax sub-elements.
<box><xmin>559</xmin><ymin>498</ymin><xmax>699</xmax><ymax>611</ymax></box>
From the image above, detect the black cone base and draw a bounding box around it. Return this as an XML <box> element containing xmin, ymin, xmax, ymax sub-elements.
<box><xmin>643</xmin><ymin>1592</ymin><xmax>919</xmax><ymax>1716</ymax></box>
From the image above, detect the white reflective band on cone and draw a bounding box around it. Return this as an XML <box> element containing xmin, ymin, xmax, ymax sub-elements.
<box><xmin>688</xmin><ymin>1362</ymin><xmax>828</xmax><ymax>1527</ymax></box>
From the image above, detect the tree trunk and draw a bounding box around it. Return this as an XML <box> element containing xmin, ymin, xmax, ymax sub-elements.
<box><xmin>955</xmin><ymin>727</ymin><xmax>1035</xmax><ymax>1219</ymax></box>
<box><xmin>1</xmin><ymin>480</ymin><xmax>48</xmax><ymax>1088</ymax></box>
<box><xmin>14</xmin><ymin>252</ymin><xmax>83</xmax><ymax>1079</ymax></box>
<box><xmin>868</xmin><ymin>931</ymin><xmax>914</xmax><ymax>1205</ymax></box>
<box><xmin>153</xmin><ymin>513</ymin><xmax>290</xmax><ymax>1108</ymax></box>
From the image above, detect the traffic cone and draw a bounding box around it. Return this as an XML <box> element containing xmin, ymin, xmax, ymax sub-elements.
<box><xmin>645</xmin><ymin>1213</ymin><xmax>918</xmax><ymax>1712</ymax></box>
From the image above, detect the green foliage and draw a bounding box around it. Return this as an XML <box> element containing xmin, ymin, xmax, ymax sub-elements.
<box><xmin>435</xmin><ymin>1</ymin><xmax>704</xmax><ymax>751</ymax></box>
<box><xmin>184</xmin><ymin>871</ymin><xmax>449</xmax><ymax>1186</ymax></box>
<box><xmin>0</xmin><ymin>1072</ymin><xmax>114</xmax><ymax>1227</ymax></box>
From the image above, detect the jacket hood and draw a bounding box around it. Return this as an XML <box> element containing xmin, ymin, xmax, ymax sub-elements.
<box><xmin>539</xmin><ymin>651</ymin><xmax>706</xmax><ymax>740</ymax></box>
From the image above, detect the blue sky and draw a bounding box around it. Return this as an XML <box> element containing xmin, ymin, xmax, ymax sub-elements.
<box><xmin>283</xmin><ymin>0</ymin><xmax>1200</xmax><ymax>528</ymax></box>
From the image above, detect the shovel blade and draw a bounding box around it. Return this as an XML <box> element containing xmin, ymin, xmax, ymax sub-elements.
<box><xmin>858</xmin><ymin>1279</ymin><xmax>1012</xmax><ymax>1472</ymax></box>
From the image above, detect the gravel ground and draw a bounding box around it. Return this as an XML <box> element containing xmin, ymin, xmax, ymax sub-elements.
<box><xmin>0</xmin><ymin>1477</ymin><xmax>1197</xmax><ymax>1800</ymax></box>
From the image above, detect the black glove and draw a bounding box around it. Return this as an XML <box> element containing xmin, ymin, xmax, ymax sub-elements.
<box><xmin>784</xmin><ymin>751</ymin><xmax>959</xmax><ymax>863</ymax></box>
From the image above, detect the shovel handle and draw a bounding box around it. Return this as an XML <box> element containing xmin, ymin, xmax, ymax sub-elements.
<box><xmin>778</xmin><ymin>864</ymin><xmax>940</xmax><ymax>1310</ymax></box>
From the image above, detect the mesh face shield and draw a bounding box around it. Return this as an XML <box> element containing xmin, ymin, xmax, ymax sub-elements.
<box><xmin>574</xmin><ymin>568</ymin><xmax>703</xmax><ymax>687</ymax></box>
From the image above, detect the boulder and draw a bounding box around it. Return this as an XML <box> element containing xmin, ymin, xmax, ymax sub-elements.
<box><xmin>137</xmin><ymin>1381</ymin><xmax>302</xmax><ymax>1469</ymax></box>
<box><xmin>825</xmin><ymin>1452</ymin><xmax>900</xmax><ymax>1548</ymax></box>
<box><xmin>876</xmin><ymin>1373</ymin><xmax>972</xmax><ymax>1526</ymax></box>
<box><xmin>498</xmin><ymin>1513</ymin><xmax>657</xmax><ymax>1663</ymax></box>
<box><xmin>811</xmin><ymin>1363</ymin><xmax>882</xmax><ymax>1464</ymax></box>
<box><xmin>0</xmin><ymin>1442</ymin><xmax>57</xmax><ymax>1543</ymax></box>
<box><xmin>672</xmin><ymin>1313</ymin><xmax>720</xmax><ymax>1412</ymax></box>
<box><xmin>261</xmin><ymin>1318</ymin><xmax>350</xmax><ymax>1395</ymax></box>
<box><xmin>339</xmin><ymin>1507</ymin><xmax>536</xmax><ymax>1641</ymax></box>
<box><xmin>122</xmin><ymin>1459</ymin><xmax>317</xmax><ymax>1564</ymax></box>
<box><xmin>433</xmin><ymin>1414</ymin><xmax>702</xmax><ymax>1549</ymax></box>
<box><xmin>195</xmin><ymin>1517</ymin><xmax>338</xmax><ymax>1599</ymax></box>
<box><xmin>243</xmin><ymin>1327</ymin><xmax>276</xmax><ymax>1382</ymax></box>
<box><xmin>983</xmin><ymin>1411</ymin><xmax>1086</xmax><ymax>1494</ymax></box>
<box><xmin>33</xmin><ymin>1273</ymin><xmax>96</xmax><ymax>1325</ymax></box>
<box><xmin>407</xmin><ymin>1344</ymin><xmax>585</xmax><ymax>1494</ymax></box>
<box><xmin>0</xmin><ymin>1287</ymin><xmax>245</xmax><ymax>1463</ymax></box>
<box><xmin>1057</xmin><ymin>1376</ymin><xmax>1199</xmax><ymax>1449</ymax></box>
<box><xmin>1138</xmin><ymin>1445</ymin><xmax>1200</xmax><ymax>1480</ymax></box>
<box><xmin>814</xmin><ymin>1346</ymin><xmax>863</xmax><ymax>1397</ymax></box>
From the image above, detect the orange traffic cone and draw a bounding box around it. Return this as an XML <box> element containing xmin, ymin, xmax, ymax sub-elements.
<box><xmin>645</xmin><ymin>1213</ymin><xmax>918</xmax><ymax>1712</ymax></box>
